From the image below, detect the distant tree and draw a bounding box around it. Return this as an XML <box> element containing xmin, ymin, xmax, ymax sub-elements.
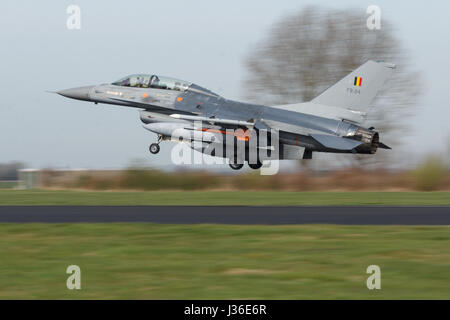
<box><xmin>243</xmin><ymin>6</ymin><xmax>421</xmax><ymax>168</ymax></box>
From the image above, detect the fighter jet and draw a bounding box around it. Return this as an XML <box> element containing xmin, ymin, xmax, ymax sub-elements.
<box><xmin>57</xmin><ymin>60</ymin><xmax>394</xmax><ymax>170</ymax></box>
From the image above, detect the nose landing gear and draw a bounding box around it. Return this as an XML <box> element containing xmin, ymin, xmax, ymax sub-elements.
<box><xmin>149</xmin><ymin>143</ymin><xmax>160</xmax><ymax>154</ymax></box>
<box><xmin>149</xmin><ymin>135</ymin><xmax>162</xmax><ymax>154</ymax></box>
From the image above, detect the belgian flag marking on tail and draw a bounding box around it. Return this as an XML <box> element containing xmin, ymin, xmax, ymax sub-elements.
<box><xmin>354</xmin><ymin>76</ymin><xmax>363</xmax><ymax>87</ymax></box>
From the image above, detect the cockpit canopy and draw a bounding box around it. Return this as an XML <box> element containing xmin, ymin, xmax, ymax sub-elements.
<box><xmin>111</xmin><ymin>74</ymin><xmax>192</xmax><ymax>92</ymax></box>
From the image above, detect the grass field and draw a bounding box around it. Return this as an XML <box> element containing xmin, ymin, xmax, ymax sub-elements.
<box><xmin>0</xmin><ymin>190</ymin><xmax>450</xmax><ymax>206</ymax></box>
<box><xmin>0</xmin><ymin>223</ymin><xmax>448</xmax><ymax>299</ymax></box>
<box><xmin>0</xmin><ymin>181</ymin><xmax>17</xmax><ymax>189</ymax></box>
<box><xmin>1</xmin><ymin>190</ymin><xmax>448</xmax><ymax>299</ymax></box>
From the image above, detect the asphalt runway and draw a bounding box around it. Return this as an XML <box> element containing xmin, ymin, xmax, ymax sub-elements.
<box><xmin>0</xmin><ymin>206</ymin><xmax>449</xmax><ymax>225</ymax></box>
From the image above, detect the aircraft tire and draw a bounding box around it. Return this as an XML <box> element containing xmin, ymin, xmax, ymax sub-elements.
<box><xmin>229</xmin><ymin>163</ymin><xmax>244</xmax><ymax>170</ymax></box>
<box><xmin>248</xmin><ymin>161</ymin><xmax>263</xmax><ymax>170</ymax></box>
<box><xmin>149</xmin><ymin>143</ymin><xmax>160</xmax><ymax>154</ymax></box>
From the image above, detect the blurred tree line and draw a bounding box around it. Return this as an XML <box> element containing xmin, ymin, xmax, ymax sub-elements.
<box><xmin>40</xmin><ymin>164</ymin><xmax>449</xmax><ymax>191</ymax></box>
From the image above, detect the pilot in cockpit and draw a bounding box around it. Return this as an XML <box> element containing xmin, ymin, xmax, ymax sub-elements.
<box><xmin>150</xmin><ymin>75</ymin><xmax>160</xmax><ymax>88</ymax></box>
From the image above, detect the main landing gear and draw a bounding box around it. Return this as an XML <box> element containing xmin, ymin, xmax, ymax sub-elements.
<box><xmin>229</xmin><ymin>157</ymin><xmax>244</xmax><ymax>170</ymax></box>
<box><xmin>248</xmin><ymin>161</ymin><xmax>263</xmax><ymax>170</ymax></box>
<box><xmin>229</xmin><ymin>163</ymin><xmax>244</xmax><ymax>170</ymax></box>
<box><xmin>228</xmin><ymin>160</ymin><xmax>263</xmax><ymax>170</ymax></box>
<box><xmin>149</xmin><ymin>135</ymin><xmax>162</xmax><ymax>154</ymax></box>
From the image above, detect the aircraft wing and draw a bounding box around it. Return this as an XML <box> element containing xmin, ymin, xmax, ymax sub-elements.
<box><xmin>258</xmin><ymin>119</ymin><xmax>363</xmax><ymax>151</ymax></box>
<box><xmin>270</xmin><ymin>102</ymin><xmax>366</xmax><ymax>124</ymax></box>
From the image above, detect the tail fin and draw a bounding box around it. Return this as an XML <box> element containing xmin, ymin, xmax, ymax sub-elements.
<box><xmin>311</xmin><ymin>60</ymin><xmax>395</xmax><ymax>113</ymax></box>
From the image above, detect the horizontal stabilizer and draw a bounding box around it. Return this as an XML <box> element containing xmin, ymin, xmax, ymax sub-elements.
<box><xmin>311</xmin><ymin>134</ymin><xmax>363</xmax><ymax>150</ymax></box>
<box><xmin>378</xmin><ymin>142</ymin><xmax>391</xmax><ymax>149</ymax></box>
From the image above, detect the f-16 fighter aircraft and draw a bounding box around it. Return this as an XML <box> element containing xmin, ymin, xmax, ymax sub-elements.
<box><xmin>57</xmin><ymin>60</ymin><xmax>394</xmax><ymax>170</ymax></box>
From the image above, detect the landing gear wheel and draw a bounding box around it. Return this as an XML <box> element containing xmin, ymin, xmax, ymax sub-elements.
<box><xmin>229</xmin><ymin>163</ymin><xmax>244</xmax><ymax>170</ymax></box>
<box><xmin>248</xmin><ymin>161</ymin><xmax>263</xmax><ymax>170</ymax></box>
<box><xmin>149</xmin><ymin>143</ymin><xmax>160</xmax><ymax>154</ymax></box>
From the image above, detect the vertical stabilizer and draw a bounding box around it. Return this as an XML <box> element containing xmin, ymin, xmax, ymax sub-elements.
<box><xmin>311</xmin><ymin>60</ymin><xmax>395</xmax><ymax>113</ymax></box>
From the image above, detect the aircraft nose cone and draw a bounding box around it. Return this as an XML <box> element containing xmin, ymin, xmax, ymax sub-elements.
<box><xmin>57</xmin><ymin>85</ymin><xmax>94</xmax><ymax>101</ymax></box>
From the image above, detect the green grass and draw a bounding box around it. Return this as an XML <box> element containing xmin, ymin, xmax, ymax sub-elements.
<box><xmin>0</xmin><ymin>223</ymin><xmax>448</xmax><ymax>299</ymax></box>
<box><xmin>0</xmin><ymin>190</ymin><xmax>449</xmax><ymax>206</ymax></box>
<box><xmin>0</xmin><ymin>181</ymin><xmax>17</xmax><ymax>189</ymax></box>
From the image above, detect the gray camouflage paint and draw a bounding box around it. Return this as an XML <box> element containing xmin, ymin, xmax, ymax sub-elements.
<box><xmin>57</xmin><ymin>61</ymin><xmax>393</xmax><ymax>160</ymax></box>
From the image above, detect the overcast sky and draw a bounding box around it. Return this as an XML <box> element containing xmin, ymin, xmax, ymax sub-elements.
<box><xmin>1</xmin><ymin>0</ymin><xmax>449</xmax><ymax>170</ymax></box>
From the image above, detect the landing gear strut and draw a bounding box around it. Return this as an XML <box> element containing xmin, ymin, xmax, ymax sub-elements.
<box><xmin>149</xmin><ymin>135</ymin><xmax>162</xmax><ymax>154</ymax></box>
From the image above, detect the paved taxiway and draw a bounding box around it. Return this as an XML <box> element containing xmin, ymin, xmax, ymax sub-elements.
<box><xmin>0</xmin><ymin>206</ymin><xmax>449</xmax><ymax>225</ymax></box>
